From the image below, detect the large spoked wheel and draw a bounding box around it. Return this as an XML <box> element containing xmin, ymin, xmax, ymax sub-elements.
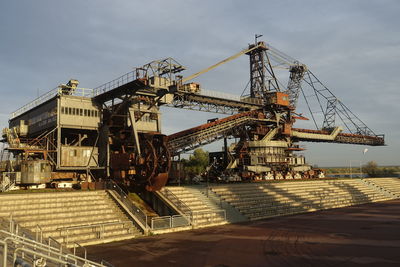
<box><xmin>136</xmin><ymin>138</ymin><xmax>157</xmax><ymax>185</ymax></box>
<box><xmin>153</xmin><ymin>136</ymin><xmax>171</xmax><ymax>174</ymax></box>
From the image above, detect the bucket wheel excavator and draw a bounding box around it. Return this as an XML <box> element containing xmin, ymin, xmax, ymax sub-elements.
<box><xmin>89</xmin><ymin>38</ymin><xmax>384</xmax><ymax>189</ymax></box>
<box><xmin>1</xmin><ymin>38</ymin><xmax>383</xmax><ymax>191</ymax></box>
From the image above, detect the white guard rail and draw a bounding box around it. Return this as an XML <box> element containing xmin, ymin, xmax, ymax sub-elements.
<box><xmin>150</xmin><ymin>214</ymin><xmax>191</xmax><ymax>230</ymax></box>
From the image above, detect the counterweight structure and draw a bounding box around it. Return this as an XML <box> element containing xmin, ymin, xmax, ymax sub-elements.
<box><xmin>0</xmin><ymin>40</ymin><xmax>385</xmax><ymax>191</ymax></box>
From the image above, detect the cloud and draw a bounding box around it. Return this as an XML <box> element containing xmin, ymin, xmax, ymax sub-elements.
<box><xmin>0</xmin><ymin>0</ymin><xmax>399</xmax><ymax>166</ymax></box>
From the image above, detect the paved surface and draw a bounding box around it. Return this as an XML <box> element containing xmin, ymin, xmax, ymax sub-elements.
<box><xmin>86</xmin><ymin>199</ymin><xmax>400</xmax><ymax>267</ymax></box>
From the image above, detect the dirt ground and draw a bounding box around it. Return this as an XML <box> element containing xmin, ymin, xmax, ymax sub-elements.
<box><xmin>85</xmin><ymin>199</ymin><xmax>400</xmax><ymax>267</ymax></box>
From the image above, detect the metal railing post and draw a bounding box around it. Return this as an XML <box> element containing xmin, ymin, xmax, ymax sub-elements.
<box><xmin>0</xmin><ymin>240</ymin><xmax>8</xmax><ymax>267</ymax></box>
<box><xmin>73</xmin><ymin>242</ymin><xmax>87</xmax><ymax>262</ymax></box>
<box><xmin>36</xmin><ymin>224</ymin><xmax>43</xmax><ymax>243</ymax></box>
<box><xmin>0</xmin><ymin>228</ymin><xmax>107</xmax><ymax>266</ymax></box>
<box><xmin>9</xmin><ymin>214</ymin><xmax>13</xmax><ymax>233</ymax></box>
<box><xmin>66</xmin><ymin>229</ymin><xmax>69</xmax><ymax>247</ymax></box>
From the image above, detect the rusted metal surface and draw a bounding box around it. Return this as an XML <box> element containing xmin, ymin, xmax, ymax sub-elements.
<box><xmin>85</xmin><ymin>199</ymin><xmax>400</xmax><ymax>267</ymax></box>
<box><xmin>293</xmin><ymin>127</ymin><xmax>385</xmax><ymax>146</ymax></box>
<box><xmin>146</xmin><ymin>172</ymin><xmax>168</xmax><ymax>192</ymax></box>
<box><xmin>167</xmin><ymin>110</ymin><xmax>262</xmax><ymax>155</ymax></box>
<box><xmin>168</xmin><ymin>110</ymin><xmax>260</xmax><ymax>142</ymax></box>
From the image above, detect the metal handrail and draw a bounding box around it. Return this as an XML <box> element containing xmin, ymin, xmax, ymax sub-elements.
<box><xmin>56</xmin><ymin>220</ymin><xmax>131</xmax><ymax>232</ymax></box>
<box><xmin>57</xmin><ymin>220</ymin><xmax>131</xmax><ymax>246</ymax></box>
<box><xmin>150</xmin><ymin>214</ymin><xmax>191</xmax><ymax>230</ymax></box>
<box><xmin>105</xmin><ymin>180</ymin><xmax>149</xmax><ymax>228</ymax></box>
<box><xmin>0</xmin><ymin>239</ymin><xmax>8</xmax><ymax>267</ymax></box>
<box><xmin>36</xmin><ymin>224</ymin><xmax>43</xmax><ymax>243</ymax></box>
<box><xmin>1</xmin><ymin>229</ymin><xmax>108</xmax><ymax>266</ymax></box>
<box><xmin>150</xmin><ymin>216</ymin><xmax>171</xmax><ymax>230</ymax></box>
<box><xmin>0</xmin><ymin>215</ymin><xmax>109</xmax><ymax>267</ymax></box>
<box><xmin>2</xmin><ymin>230</ymin><xmax>80</xmax><ymax>265</ymax></box>
<box><xmin>48</xmin><ymin>236</ymin><xmax>63</xmax><ymax>258</ymax></box>
<box><xmin>93</xmin><ymin>71</ymin><xmax>137</xmax><ymax>96</ymax></box>
<box><xmin>161</xmin><ymin>188</ymin><xmax>193</xmax><ymax>217</ymax></box>
<box><xmin>11</xmin><ymin>87</ymin><xmax>95</xmax><ymax>118</ymax></box>
<box><xmin>13</xmin><ymin>247</ymin><xmax>72</xmax><ymax>266</ymax></box>
<box><xmin>73</xmin><ymin>242</ymin><xmax>87</xmax><ymax>262</ymax></box>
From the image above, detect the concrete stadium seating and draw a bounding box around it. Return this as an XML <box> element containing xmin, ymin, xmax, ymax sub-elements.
<box><xmin>0</xmin><ymin>190</ymin><xmax>141</xmax><ymax>247</ymax></box>
<box><xmin>162</xmin><ymin>186</ymin><xmax>227</xmax><ymax>227</ymax></box>
<box><xmin>364</xmin><ymin>178</ymin><xmax>400</xmax><ymax>197</ymax></box>
<box><xmin>209</xmin><ymin>179</ymin><xmax>396</xmax><ymax>221</ymax></box>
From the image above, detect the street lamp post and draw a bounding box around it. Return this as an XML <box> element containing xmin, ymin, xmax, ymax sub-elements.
<box><xmin>350</xmin><ymin>149</ymin><xmax>368</xmax><ymax>179</ymax></box>
<box><xmin>349</xmin><ymin>160</ymin><xmax>362</xmax><ymax>178</ymax></box>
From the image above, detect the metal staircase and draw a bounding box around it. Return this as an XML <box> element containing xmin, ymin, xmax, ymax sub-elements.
<box><xmin>0</xmin><ymin>174</ymin><xmax>16</xmax><ymax>192</ymax></box>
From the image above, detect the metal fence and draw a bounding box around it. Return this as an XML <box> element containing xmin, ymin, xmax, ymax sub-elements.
<box><xmin>0</xmin><ymin>217</ymin><xmax>110</xmax><ymax>267</ymax></box>
<box><xmin>150</xmin><ymin>215</ymin><xmax>191</xmax><ymax>230</ymax></box>
<box><xmin>172</xmin><ymin>215</ymin><xmax>191</xmax><ymax>228</ymax></box>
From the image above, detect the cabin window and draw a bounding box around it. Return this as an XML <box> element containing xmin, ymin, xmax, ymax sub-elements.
<box><xmin>69</xmin><ymin>149</ymin><xmax>77</xmax><ymax>157</ymax></box>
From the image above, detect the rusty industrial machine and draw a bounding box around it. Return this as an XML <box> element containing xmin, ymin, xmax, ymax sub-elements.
<box><xmin>0</xmin><ymin>38</ymin><xmax>384</xmax><ymax>191</ymax></box>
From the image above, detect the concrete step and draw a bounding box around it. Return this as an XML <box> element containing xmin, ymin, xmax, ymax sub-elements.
<box><xmin>30</xmin><ymin>218</ymin><xmax>124</xmax><ymax>233</ymax></box>
<box><xmin>9</xmin><ymin>207</ymin><xmax>118</xmax><ymax>222</ymax></box>
<box><xmin>19</xmin><ymin>212</ymin><xmax>121</xmax><ymax>228</ymax></box>
<box><xmin>244</xmin><ymin>197</ymin><xmax>392</xmax><ymax>221</ymax></box>
<box><xmin>234</xmin><ymin>194</ymin><xmax>388</xmax><ymax>213</ymax></box>
<box><xmin>0</xmin><ymin>199</ymin><xmax>110</xmax><ymax>212</ymax></box>
<box><xmin>43</xmin><ymin>222</ymin><xmax>139</xmax><ymax>239</ymax></box>
<box><xmin>228</xmin><ymin>195</ymin><xmax>347</xmax><ymax>207</ymax></box>
<box><xmin>0</xmin><ymin>203</ymin><xmax>112</xmax><ymax>217</ymax></box>
<box><xmin>72</xmin><ymin>233</ymin><xmax>137</xmax><ymax>248</ymax></box>
<box><xmin>177</xmin><ymin>200</ymin><xmax>206</xmax><ymax>207</ymax></box>
<box><xmin>54</xmin><ymin>228</ymin><xmax>134</xmax><ymax>244</ymax></box>
<box><xmin>0</xmin><ymin>190</ymin><xmax>142</xmax><ymax>250</ymax></box>
<box><xmin>0</xmin><ymin>190</ymin><xmax>106</xmax><ymax>200</ymax></box>
<box><xmin>164</xmin><ymin>186</ymin><xmax>230</xmax><ymax>226</ymax></box>
<box><xmin>0</xmin><ymin>194</ymin><xmax>108</xmax><ymax>206</ymax></box>
<box><xmin>219</xmin><ymin>189</ymin><xmax>383</xmax><ymax>204</ymax></box>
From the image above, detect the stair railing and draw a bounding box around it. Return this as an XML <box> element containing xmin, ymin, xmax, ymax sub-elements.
<box><xmin>0</xmin><ymin>218</ymin><xmax>108</xmax><ymax>266</ymax></box>
<box><xmin>105</xmin><ymin>180</ymin><xmax>149</xmax><ymax>229</ymax></box>
<box><xmin>160</xmin><ymin>188</ymin><xmax>193</xmax><ymax>219</ymax></box>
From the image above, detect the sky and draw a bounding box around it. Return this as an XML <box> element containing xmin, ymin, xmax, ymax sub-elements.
<box><xmin>0</xmin><ymin>0</ymin><xmax>399</xmax><ymax>167</ymax></box>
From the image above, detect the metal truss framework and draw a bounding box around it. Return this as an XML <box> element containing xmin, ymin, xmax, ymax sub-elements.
<box><xmin>301</xmin><ymin>70</ymin><xmax>378</xmax><ymax>136</ymax></box>
<box><xmin>286</xmin><ymin>64</ymin><xmax>307</xmax><ymax>108</ymax></box>
<box><xmin>260</xmin><ymin>43</ymin><xmax>382</xmax><ymax>138</ymax></box>
<box><xmin>164</xmin><ymin>93</ymin><xmax>262</xmax><ymax>115</ymax></box>
<box><xmin>90</xmin><ymin>42</ymin><xmax>383</xmax><ymax>147</ymax></box>
<box><xmin>168</xmin><ymin>111</ymin><xmax>261</xmax><ymax>155</ymax></box>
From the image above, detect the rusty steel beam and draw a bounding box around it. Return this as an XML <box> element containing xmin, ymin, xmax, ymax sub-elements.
<box><xmin>292</xmin><ymin>128</ymin><xmax>385</xmax><ymax>146</ymax></box>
